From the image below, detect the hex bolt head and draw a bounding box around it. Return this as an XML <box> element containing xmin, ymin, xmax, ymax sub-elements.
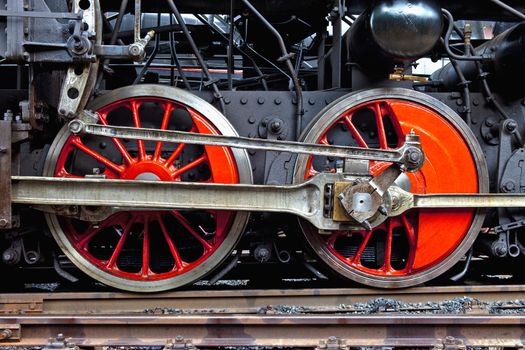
<box><xmin>506</xmin><ymin>120</ymin><xmax>518</xmax><ymax>132</ymax></box>
<box><xmin>68</xmin><ymin>120</ymin><xmax>83</xmax><ymax>134</ymax></box>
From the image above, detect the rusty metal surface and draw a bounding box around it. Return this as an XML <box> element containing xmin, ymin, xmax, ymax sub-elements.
<box><xmin>0</xmin><ymin>285</ymin><xmax>525</xmax><ymax>315</ymax></box>
<box><xmin>0</xmin><ymin>120</ymin><xmax>11</xmax><ymax>229</ymax></box>
<box><xmin>1</xmin><ymin>286</ymin><xmax>525</xmax><ymax>347</ymax></box>
<box><xmin>0</xmin><ymin>314</ymin><xmax>524</xmax><ymax>347</ymax></box>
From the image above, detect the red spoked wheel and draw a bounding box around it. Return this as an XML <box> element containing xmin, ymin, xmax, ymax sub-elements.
<box><xmin>44</xmin><ymin>85</ymin><xmax>251</xmax><ymax>292</ymax></box>
<box><xmin>294</xmin><ymin>88</ymin><xmax>487</xmax><ymax>288</ymax></box>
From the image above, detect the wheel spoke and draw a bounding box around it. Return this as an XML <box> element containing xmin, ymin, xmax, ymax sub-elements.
<box><xmin>98</xmin><ymin>113</ymin><xmax>135</xmax><ymax>166</ymax></box>
<box><xmin>77</xmin><ymin>213</ymin><xmax>123</xmax><ymax>249</ymax></box>
<box><xmin>71</xmin><ymin>137</ymin><xmax>124</xmax><ymax>175</ymax></box>
<box><xmin>384</xmin><ymin>221</ymin><xmax>393</xmax><ymax>271</ymax></box>
<box><xmin>171</xmin><ymin>154</ymin><xmax>207</xmax><ymax>179</ymax></box>
<box><xmin>130</xmin><ymin>100</ymin><xmax>147</xmax><ymax>160</ymax></box>
<box><xmin>372</xmin><ymin>102</ymin><xmax>388</xmax><ymax>149</ymax></box>
<box><xmin>158</xmin><ymin>214</ymin><xmax>185</xmax><ymax>270</ymax></box>
<box><xmin>165</xmin><ymin>143</ymin><xmax>186</xmax><ymax>167</ymax></box>
<box><xmin>141</xmin><ymin>219</ymin><xmax>150</xmax><ymax>277</ymax></box>
<box><xmin>171</xmin><ymin>210</ymin><xmax>213</xmax><ymax>251</ymax></box>
<box><xmin>401</xmin><ymin>214</ymin><xmax>417</xmax><ymax>272</ymax></box>
<box><xmin>353</xmin><ymin>230</ymin><xmax>372</xmax><ymax>263</ymax></box>
<box><xmin>106</xmin><ymin>220</ymin><xmax>133</xmax><ymax>269</ymax></box>
<box><xmin>154</xmin><ymin>104</ymin><xmax>174</xmax><ymax>161</ymax></box>
<box><xmin>343</xmin><ymin>115</ymin><xmax>368</xmax><ymax>148</ymax></box>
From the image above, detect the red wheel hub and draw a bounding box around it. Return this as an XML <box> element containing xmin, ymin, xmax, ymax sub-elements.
<box><xmin>53</xmin><ymin>96</ymin><xmax>240</xmax><ymax>281</ymax></box>
<box><xmin>305</xmin><ymin>99</ymin><xmax>479</xmax><ymax>277</ymax></box>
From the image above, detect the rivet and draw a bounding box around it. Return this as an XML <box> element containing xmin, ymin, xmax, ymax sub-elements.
<box><xmin>224</xmin><ymin>97</ymin><xmax>231</xmax><ymax>104</ymax></box>
<box><xmin>248</xmin><ymin>116</ymin><xmax>256</xmax><ymax>124</ymax></box>
<box><xmin>308</xmin><ymin>98</ymin><xmax>316</xmax><ymax>105</ymax></box>
<box><xmin>257</xmin><ymin>97</ymin><xmax>265</xmax><ymax>105</ymax></box>
<box><xmin>274</xmin><ymin>98</ymin><xmax>281</xmax><ymax>105</ymax></box>
<box><xmin>240</xmin><ymin>97</ymin><xmax>248</xmax><ymax>105</ymax></box>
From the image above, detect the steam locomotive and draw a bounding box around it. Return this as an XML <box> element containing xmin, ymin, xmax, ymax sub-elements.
<box><xmin>1</xmin><ymin>0</ymin><xmax>525</xmax><ymax>292</ymax></box>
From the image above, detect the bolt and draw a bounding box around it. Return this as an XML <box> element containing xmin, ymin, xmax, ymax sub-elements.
<box><xmin>69</xmin><ymin>120</ymin><xmax>83</xmax><ymax>134</ymax></box>
<box><xmin>3</xmin><ymin>109</ymin><xmax>13</xmax><ymax>121</ymax></box>
<box><xmin>248</xmin><ymin>116</ymin><xmax>256</xmax><ymax>124</ymax></box>
<box><xmin>503</xmin><ymin>180</ymin><xmax>516</xmax><ymax>192</ymax></box>
<box><xmin>378</xmin><ymin>205</ymin><xmax>388</xmax><ymax>216</ymax></box>
<box><xmin>224</xmin><ymin>97</ymin><xmax>231</xmax><ymax>104</ymax></box>
<box><xmin>0</xmin><ymin>329</ymin><xmax>12</xmax><ymax>340</ymax></box>
<box><xmin>270</xmin><ymin>120</ymin><xmax>282</xmax><ymax>133</ymax></box>
<box><xmin>485</xmin><ymin>119</ymin><xmax>494</xmax><ymax>127</ymax></box>
<box><xmin>274</xmin><ymin>98</ymin><xmax>281</xmax><ymax>105</ymax></box>
<box><xmin>308</xmin><ymin>98</ymin><xmax>316</xmax><ymax>105</ymax></box>
<box><xmin>257</xmin><ymin>97</ymin><xmax>265</xmax><ymax>105</ymax></box>
<box><xmin>405</xmin><ymin>148</ymin><xmax>423</xmax><ymax>166</ymax></box>
<box><xmin>361</xmin><ymin>220</ymin><xmax>372</xmax><ymax>231</ymax></box>
<box><xmin>0</xmin><ymin>219</ymin><xmax>8</xmax><ymax>228</ymax></box>
<box><xmin>506</xmin><ymin>120</ymin><xmax>518</xmax><ymax>132</ymax></box>
<box><xmin>240</xmin><ymin>97</ymin><xmax>248</xmax><ymax>105</ymax></box>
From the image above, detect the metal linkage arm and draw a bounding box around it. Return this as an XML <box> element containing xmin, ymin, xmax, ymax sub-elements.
<box><xmin>11</xmin><ymin>175</ymin><xmax>346</xmax><ymax>230</ymax></box>
<box><xmin>389</xmin><ymin>187</ymin><xmax>525</xmax><ymax>216</ymax></box>
<box><xmin>69</xmin><ymin>119</ymin><xmax>425</xmax><ymax>170</ymax></box>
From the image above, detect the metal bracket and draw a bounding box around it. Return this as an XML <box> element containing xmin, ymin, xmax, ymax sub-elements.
<box><xmin>316</xmin><ymin>336</ymin><xmax>348</xmax><ymax>350</ymax></box>
<box><xmin>57</xmin><ymin>0</ymin><xmax>99</xmax><ymax>118</ymax></box>
<box><xmin>0</xmin><ymin>324</ymin><xmax>20</xmax><ymax>342</ymax></box>
<box><xmin>434</xmin><ymin>336</ymin><xmax>466</xmax><ymax>350</ymax></box>
<box><xmin>164</xmin><ymin>336</ymin><xmax>197</xmax><ymax>350</ymax></box>
<box><xmin>0</xmin><ymin>121</ymin><xmax>12</xmax><ymax>229</ymax></box>
<box><xmin>44</xmin><ymin>333</ymin><xmax>79</xmax><ymax>350</ymax></box>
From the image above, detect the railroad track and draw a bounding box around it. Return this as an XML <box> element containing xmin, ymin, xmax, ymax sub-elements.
<box><xmin>1</xmin><ymin>285</ymin><xmax>525</xmax><ymax>348</ymax></box>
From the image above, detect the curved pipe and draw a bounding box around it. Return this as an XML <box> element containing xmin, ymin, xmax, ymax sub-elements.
<box><xmin>240</xmin><ymin>0</ymin><xmax>304</xmax><ymax>139</ymax></box>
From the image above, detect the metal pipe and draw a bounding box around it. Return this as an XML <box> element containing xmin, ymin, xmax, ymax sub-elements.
<box><xmin>240</xmin><ymin>0</ymin><xmax>304</xmax><ymax>138</ymax></box>
<box><xmin>95</xmin><ymin>0</ymin><xmax>129</xmax><ymax>91</ymax></box>
<box><xmin>193</xmin><ymin>14</ymin><xmax>268</xmax><ymax>90</ymax></box>
<box><xmin>442</xmin><ymin>9</ymin><xmax>486</xmax><ymax>62</ymax></box>
<box><xmin>228</xmin><ymin>1</ymin><xmax>234</xmax><ymax>91</ymax></box>
<box><xmin>165</xmin><ymin>0</ymin><xmax>226</xmax><ymax>113</ymax></box>
<box><xmin>169</xmin><ymin>15</ymin><xmax>192</xmax><ymax>90</ymax></box>
<box><xmin>489</xmin><ymin>0</ymin><xmax>525</xmax><ymax>20</ymax></box>
<box><xmin>133</xmin><ymin>13</ymin><xmax>161</xmax><ymax>85</ymax></box>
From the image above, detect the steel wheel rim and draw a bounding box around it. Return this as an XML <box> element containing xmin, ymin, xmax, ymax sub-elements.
<box><xmin>294</xmin><ymin>88</ymin><xmax>488</xmax><ymax>288</ymax></box>
<box><xmin>44</xmin><ymin>85</ymin><xmax>252</xmax><ymax>292</ymax></box>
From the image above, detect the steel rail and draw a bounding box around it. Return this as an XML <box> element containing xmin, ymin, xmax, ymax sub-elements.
<box><xmin>69</xmin><ymin>119</ymin><xmax>423</xmax><ymax>166</ymax></box>
<box><xmin>0</xmin><ymin>314</ymin><xmax>523</xmax><ymax>347</ymax></box>
<box><xmin>1</xmin><ymin>286</ymin><xmax>525</xmax><ymax>347</ymax></box>
<box><xmin>2</xmin><ymin>285</ymin><xmax>525</xmax><ymax>315</ymax></box>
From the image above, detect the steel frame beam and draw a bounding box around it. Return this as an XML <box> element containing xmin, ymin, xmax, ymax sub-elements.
<box><xmin>0</xmin><ymin>121</ymin><xmax>11</xmax><ymax>229</ymax></box>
